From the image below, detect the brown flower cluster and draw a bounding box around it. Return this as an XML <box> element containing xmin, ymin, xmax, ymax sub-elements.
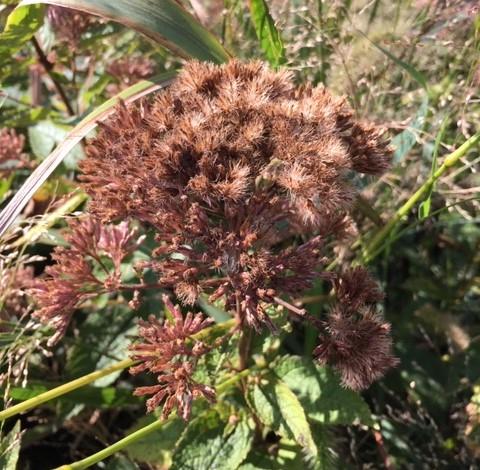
<box><xmin>30</xmin><ymin>217</ymin><xmax>141</xmax><ymax>346</ymax></box>
<box><xmin>314</xmin><ymin>267</ymin><xmax>399</xmax><ymax>390</ymax></box>
<box><xmin>106</xmin><ymin>56</ymin><xmax>156</xmax><ymax>88</ymax></box>
<box><xmin>47</xmin><ymin>6</ymin><xmax>95</xmax><ymax>47</ymax></box>
<box><xmin>0</xmin><ymin>128</ymin><xmax>30</xmax><ymax>178</ymax></box>
<box><xmin>0</xmin><ymin>265</ymin><xmax>34</xmax><ymax>325</ymax></box>
<box><xmin>34</xmin><ymin>60</ymin><xmax>396</xmax><ymax>395</ymax></box>
<box><xmin>81</xmin><ymin>60</ymin><xmax>391</xmax><ymax>334</ymax></box>
<box><xmin>129</xmin><ymin>295</ymin><xmax>216</xmax><ymax>420</ymax></box>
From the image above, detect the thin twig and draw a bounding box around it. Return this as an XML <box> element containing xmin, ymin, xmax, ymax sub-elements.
<box><xmin>273</xmin><ymin>296</ymin><xmax>323</xmax><ymax>329</ymax></box>
<box><xmin>31</xmin><ymin>36</ymin><xmax>76</xmax><ymax>116</ymax></box>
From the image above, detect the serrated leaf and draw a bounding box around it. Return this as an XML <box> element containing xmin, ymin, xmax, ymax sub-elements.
<box><xmin>273</xmin><ymin>356</ymin><xmax>372</xmax><ymax>426</ymax></box>
<box><xmin>274</xmin><ymin>381</ymin><xmax>317</xmax><ymax>458</ymax></box>
<box><xmin>65</xmin><ymin>306</ymin><xmax>136</xmax><ymax>386</ymax></box>
<box><xmin>20</xmin><ymin>0</ymin><xmax>229</xmax><ymax>63</ymax></box>
<box><xmin>251</xmin><ymin>379</ymin><xmax>317</xmax><ymax>459</ymax></box>
<box><xmin>309</xmin><ymin>423</ymin><xmax>338</xmax><ymax>470</ymax></box>
<box><xmin>249</xmin><ymin>0</ymin><xmax>285</xmax><ymax>66</ymax></box>
<box><xmin>238</xmin><ymin>437</ymin><xmax>305</xmax><ymax>469</ymax></box>
<box><xmin>0</xmin><ymin>420</ymin><xmax>21</xmax><ymax>470</ymax></box>
<box><xmin>171</xmin><ymin>410</ymin><xmax>254</xmax><ymax>470</ymax></box>
<box><xmin>126</xmin><ymin>415</ymin><xmax>185</xmax><ymax>468</ymax></box>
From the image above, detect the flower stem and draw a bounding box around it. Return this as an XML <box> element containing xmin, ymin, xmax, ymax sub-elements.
<box><xmin>0</xmin><ymin>358</ymin><xmax>134</xmax><ymax>422</ymax></box>
<box><xmin>0</xmin><ymin>320</ymin><xmax>235</xmax><ymax>422</ymax></box>
<box><xmin>362</xmin><ymin>132</ymin><xmax>480</xmax><ymax>262</ymax></box>
<box><xmin>54</xmin><ymin>369</ymin><xmax>251</xmax><ymax>470</ymax></box>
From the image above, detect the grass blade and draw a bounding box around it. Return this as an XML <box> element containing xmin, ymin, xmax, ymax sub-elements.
<box><xmin>418</xmin><ymin>116</ymin><xmax>449</xmax><ymax>219</ymax></box>
<box><xmin>19</xmin><ymin>0</ymin><xmax>230</xmax><ymax>63</ymax></box>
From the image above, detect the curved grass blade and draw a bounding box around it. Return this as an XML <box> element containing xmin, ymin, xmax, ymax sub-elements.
<box><xmin>19</xmin><ymin>0</ymin><xmax>230</xmax><ymax>63</ymax></box>
<box><xmin>0</xmin><ymin>72</ymin><xmax>176</xmax><ymax>238</ymax></box>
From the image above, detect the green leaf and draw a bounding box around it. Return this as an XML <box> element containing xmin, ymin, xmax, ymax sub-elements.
<box><xmin>419</xmin><ymin>116</ymin><xmax>449</xmax><ymax>219</ymax></box>
<box><xmin>20</xmin><ymin>0</ymin><xmax>229</xmax><ymax>63</ymax></box>
<box><xmin>238</xmin><ymin>438</ymin><xmax>305</xmax><ymax>469</ymax></box>
<box><xmin>105</xmin><ymin>455</ymin><xmax>140</xmax><ymax>470</ymax></box>
<box><xmin>65</xmin><ymin>306</ymin><xmax>136</xmax><ymax>386</ymax></box>
<box><xmin>126</xmin><ymin>415</ymin><xmax>185</xmax><ymax>468</ymax></box>
<box><xmin>28</xmin><ymin>120</ymin><xmax>84</xmax><ymax>169</ymax></box>
<box><xmin>250</xmin><ymin>379</ymin><xmax>317</xmax><ymax>459</ymax></box>
<box><xmin>0</xmin><ymin>4</ymin><xmax>44</xmax><ymax>80</ymax></box>
<box><xmin>274</xmin><ymin>381</ymin><xmax>318</xmax><ymax>458</ymax></box>
<box><xmin>360</xmin><ymin>33</ymin><xmax>428</xmax><ymax>91</ymax></box>
<box><xmin>391</xmin><ymin>94</ymin><xmax>428</xmax><ymax>164</ymax></box>
<box><xmin>0</xmin><ymin>420</ymin><xmax>21</xmax><ymax>470</ymax></box>
<box><xmin>273</xmin><ymin>356</ymin><xmax>372</xmax><ymax>426</ymax></box>
<box><xmin>248</xmin><ymin>0</ymin><xmax>285</xmax><ymax>66</ymax></box>
<box><xmin>358</xmin><ymin>32</ymin><xmax>430</xmax><ymax>164</ymax></box>
<box><xmin>309</xmin><ymin>423</ymin><xmax>338</xmax><ymax>470</ymax></box>
<box><xmin>197</xmin><ymin>295</ymin><xmax>232</xmax><ymax>323</ymax></box>
<box><xmin>171</xmin><ymin>410</ymin><xmax>254</xmax><ymax>470</ymax></box>
<box><xmin>0</xmin><ymin>71</ymin><xmax>175</xmax><ymax>238</ymax></box>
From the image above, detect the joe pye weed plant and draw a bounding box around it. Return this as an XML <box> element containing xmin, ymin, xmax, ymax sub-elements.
<box><xmin>1</xmin><ymin>1</ymin><xmax>480</xmax><ymax>469</ymax></box>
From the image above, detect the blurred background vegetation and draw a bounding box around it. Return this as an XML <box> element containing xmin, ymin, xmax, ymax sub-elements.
<box><xmin>1</xmin><ymin>0</ymin><xmax>480</xmax><ymax>468</ymax></box>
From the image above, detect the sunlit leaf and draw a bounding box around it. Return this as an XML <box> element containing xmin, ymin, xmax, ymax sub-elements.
<box><xmin>248</xmin><ymin>0</ymin><xmax>285</xmax><ymax>66</ymax></box>
<box><xmin>0</xmin><ymin>4</ymin><xmax>44</xmax><ymax>80</ymax></box>
<box><xmin>273</xmin><ymin>356</ymin><xmax>372</xmax><ymax>426</ymax></box>
<box><xmin>0</xmin><ymin>421</ymin><xmax>21</xmax><ymax>470</ymax></box>
<box><xmin>419</xmin><ymin>116</ymin><xmax>449</xmax><ymax>219</ymax></box>
<box><xmin>126</xmin><ymin>415</ymin><xmax>185</xmax><ymax>468</ymax></box>
<box><xmin>250</xmin><ymin>378</ymin><xmax>317</xmax><ymax>459</ymax></box>
<box><xmin>171</xmin><ymin>410</ymin><xmax>254</xmax><ymax>470</ymax></box>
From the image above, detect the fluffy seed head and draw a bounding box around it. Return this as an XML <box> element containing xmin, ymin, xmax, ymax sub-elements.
<box><xmin>80</xmin><ymin>60</ymin><xmax>392</xmax><ymax>331</ymax></box>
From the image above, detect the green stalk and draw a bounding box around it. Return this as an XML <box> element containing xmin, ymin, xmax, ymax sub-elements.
<box><xmin>0</xmin><ymin>320</ymin><xmax>235</xmax><ymax>422</ymax></box>
<box><xmin>0</xmin><ymin>358</ymin><xmax>134</xmax><ymax>421</ymax></box>
<box><xmin>362</xmin><ymin>132</ymin><xmax>480</xmax><ymax>262</ymax></box>
<box><xmin>54</xmin><ymin>368</ymin><xmax>251</xmax><ymax>470</ymax></box>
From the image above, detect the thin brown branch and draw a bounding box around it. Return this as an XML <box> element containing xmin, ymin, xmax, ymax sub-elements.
<box><xmin>31</xmin><ymin>36</ymin><xmax>76</xmax><ymax>116</ymax></box>
<box><xmin>273</xmin><ymin>296</ymin><xmax>323</xmax><ymax>329</ymax></box>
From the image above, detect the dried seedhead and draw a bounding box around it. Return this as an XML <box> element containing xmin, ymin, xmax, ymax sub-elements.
<box><xmin>0</xmin><ymin>128</ymin><xmax>31</xmax><ymax>177</ymax></box>
<box><xmin>314</xmin><ymin>268</ymin><xmax>398</xmax><ymax>390</ymax></box>
<box><xmin>129</xmin><ymin>295</ymin><xmax>216</xmax><ymax>420</ymax></box>
<box><xmin>106</xmin><ymin>56</ymin><xmax>156</xmax><ymax>89</ymax></box>
<box><xmin>35</xmin><ymin>60</ymin><xmax>396</xmax><ymax>399</ymax></box>
<box><xmin>81</xmin><ymin>59</ymin><xmax>392</xmax><ymax>333</ymax></box>
<box><xmin>47</xmin><ymin>5</ymin><xmax>95</xmax><ymax>48</ymax></box>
